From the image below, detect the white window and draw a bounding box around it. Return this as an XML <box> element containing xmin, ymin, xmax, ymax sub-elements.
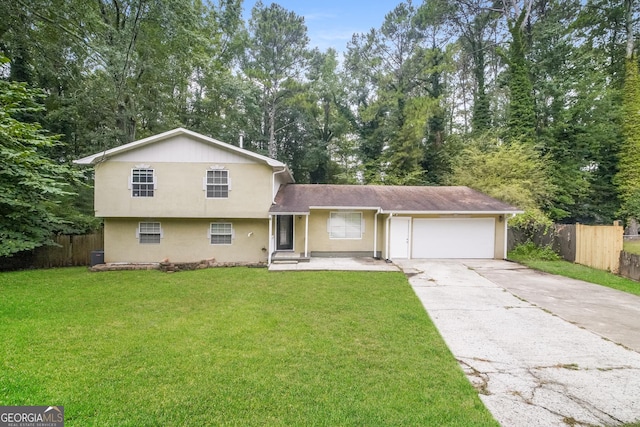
<box><xmin>137</xmin><ymin>222</ymin><xmax>162</xmax><ymax>244</ymax></box>
<box><xmin>329</xmin><ymin>212</ymin><xmax>363</xmax><ymax>239</ymax></box>
<box><xmin>131</xmin><ymin>169</ymin><xmax>155</xmax><ymax>197</ymax></box>
<box><xmin>210</xmin><ymin>223</ymin><xmax>233</xmax><ymax>245</ymax></box>
<box><xmin>205</xmin><ymin>170</ymin><xmax>229</xmax><ymax>198</ymax></box>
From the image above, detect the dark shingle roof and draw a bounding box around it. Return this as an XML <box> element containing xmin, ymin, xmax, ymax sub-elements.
<box><xmin>269</xmin><ymin>184</ymin><xmax>521</xmax><ymax>214</ymax></box>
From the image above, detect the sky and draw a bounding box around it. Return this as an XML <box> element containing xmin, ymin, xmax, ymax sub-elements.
<box><xmin>242</xmin><ymin>0</ymin><xmax>403</xmax><ymax>52</ymax></box>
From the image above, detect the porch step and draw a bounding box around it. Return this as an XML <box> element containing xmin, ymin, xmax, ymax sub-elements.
<box><xmin>272</xmin><ymin>259</ymin><xmax>299</xmax><ymax>265</ymax></box>
<box><xmin>272</xmin><ymin>252</ymin><xmax>310</xmax><ymax>263</ymax></box>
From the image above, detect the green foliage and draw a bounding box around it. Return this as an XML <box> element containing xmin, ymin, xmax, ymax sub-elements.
<box><xmin>243</xmin><ymin>1</ymin><xmax>310</xmax><ymax>160</ymax></box>
<box><xmin>345</xmin><ymin>2</ymin><xmax>457</xmax><ymax>185</ymax></box>
<box><xmin>0</xmin><ymin>0</ymin><xmax>636</xmax><ymax>232</ymax></box>
<box><xmin>0</xmin><ymin>78</ymin><xmax>81</xmax><ymax>256</ymax></box>
<box><xmin>447</xmin><ymin>134</ymin><xmax>555</xmax><ymax>211</ymax></box>
<box><xmin>509</xmin><ymin>241</ymin><xmax>560</xmax><ymax>261</ymax></box>
<box><xmin>616</xmin><ymin>58</ymin><xmax>640</xmax><ymax>222</ymax></box>
<box><xmin>503</xmin><ymin>11</ymin><xmax>536</xmax><ymax>144</ymax></box>
<box><xmin>509</xmin><ymin>209</ymin><xmax>554</xmax><ymax>234</ymax></box>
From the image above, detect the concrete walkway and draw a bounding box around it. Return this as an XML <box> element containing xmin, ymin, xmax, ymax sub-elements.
<box><xmin>397</xmin><ymin>259</ymin><xmax>640</xmax><ymax>427</ymax></box>
<box><xmin>268</xmin><ymin>257</ymin><xmax>400</xmax><ymax>272</ymax></box>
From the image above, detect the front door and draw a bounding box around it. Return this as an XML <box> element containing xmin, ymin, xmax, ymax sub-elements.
<box><xmin>276</xmin><ymin>215</ymin><xmax>294</xmax><ymax>251</ymax></box>
<box><xmin>390</xmin><ymin>217</ymin><xmax>411</xmax><ymax>258</ymax></box>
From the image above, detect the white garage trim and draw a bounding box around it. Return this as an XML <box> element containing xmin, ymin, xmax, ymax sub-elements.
<box><xmin>411</xmin><ymin>218</ymin><xmax>495</xmax><ymax>259</ymax></box>
<box><xmin>390</xmin><ymin>217</ymin><xmax>411</xmax><ymax>259</ymax></box>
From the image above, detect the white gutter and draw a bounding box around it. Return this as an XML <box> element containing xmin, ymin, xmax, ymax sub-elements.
<box><xmin>308</xmin><ymin>206</ymin><xmax>381</xmax><ymax>211</ymax></box>
<box><xmin>381</xmin><ymin>210</ymin><xmax>524</xmax><ymax>215</ymax></box>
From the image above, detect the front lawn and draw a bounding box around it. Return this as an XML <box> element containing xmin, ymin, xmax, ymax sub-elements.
<box><xmin>0</xmin><ymin>268</ymin><xmax>496</xmax><ymax>426</ymax></box>
<box><xmin>624</xmin><ymin>239</ymin><xmax>640</xmax><ymax>255</ymax></box>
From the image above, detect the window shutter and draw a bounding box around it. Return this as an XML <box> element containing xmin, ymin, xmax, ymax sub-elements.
<box><xmin>202</xmin><ymin>177</ymin><xmax>207</xmax><ymax>191</ymax></box>
<box><xmin>327</xmin><ymin>218</ymin><xmax>331</xmax><ymax>233</ymax></box>
<box><xmin>153</xmin><ymin>175</ymin><xmax>157</xmax><ymax>190</ymax></box>
<box><xmin>135</xmin><ymin>225</ymin><xmax>140</xmax><ymax>239</ymax></box>
<box><xmin>361</xmin><ymin>217</ymin><xmax>365</xmax><ymax>234</ymax></box>
<box><xmin>128</xmin><ymin>175</ymin><xmax>132</xmax><ymax>190</ymax></box>
<box><xmin>228</xmin><ymin>176</ymin><xmax>232</xmax><ymax>191</ymax></box>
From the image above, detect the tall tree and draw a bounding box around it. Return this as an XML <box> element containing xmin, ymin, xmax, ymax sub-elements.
<box><xmin>298</xmin><ymin>48</ymin><xmax>353</xmax><ymax>183</ymax></box>
<box><xmin>443</xmin><ymin>0</ymin><xmax>501</xmax><ymax>133</ymax></box>
<box><xmin>243</xmin><ymin>1</ymin><xmax>309</xmax><ymax>159</ymax></box>
<box><xmin>616</xmin><ymin>0</ymin><xmax>640</xmax><ymax>232</ymax></box>
<box><xmin>499</xmin><ymin>0</ymin><xmax>536</xmax><ymax>143</ymax></box>
<box><xmin>0</xmin><ymin>73</ymin><xmax>81</xmax><ymax>256</ymax></box>
<box><xmin>346</xmin><ymin>1</ymin><xmax>447</xmax><ymax>184</ymax></box>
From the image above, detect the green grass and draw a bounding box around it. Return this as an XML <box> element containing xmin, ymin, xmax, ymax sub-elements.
<box><xmin>0</xmin><ymin>268</ymin><xmax>496</xmax><ymax>426</ymax></box>
<box><xmin>508</xmin><ymin>258</ymin><xmax>640</xmax><ymax>297</ymax></box>
<box><xmin>624</xmin><ymin>240</ymin><xmax>640</xmax><ymax>255</ymax></box>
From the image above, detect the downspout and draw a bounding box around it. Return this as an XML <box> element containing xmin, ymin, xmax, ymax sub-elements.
<box><xmin>272</xmin><ymin>167</ymin><xmax>288</xmax><ymax>203</ymax></box>
<box><xmin>385</xmin><ymin>213</ymin><xmax>393</xmax><ymax>261</ymax></box>
<box><xmin>270</xmin><ymin>167</ymin><xmax>288</xmax><ymax>266</ymax></box>
<box><xmin>268</xmin><ymin>215</ymin><xmax>273</xmax><ymax>265</ymax></box>
<box><xmin>503</xmin><ymin>213</ymin><xmax>515</xmax><ymax>259</ymax></box>
<box><xmin>373</xmin><ymin>208</ymin><xmax>380</xmax><ymax>258</ymax></box>
<box><xmin>305</xmin><ymin>214</ymin><xmax>309</xmax><ymax>258</ymax></box>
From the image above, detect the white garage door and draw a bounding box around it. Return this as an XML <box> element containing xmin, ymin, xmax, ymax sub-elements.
<box><xmin>412</xmin><ymin>218</ymin><xmax>495</xmax><ymax>259</ymax></box>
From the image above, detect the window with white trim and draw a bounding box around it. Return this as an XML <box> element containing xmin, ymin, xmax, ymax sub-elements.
<box><xmin>205</xmin><ymin>170</ymin><xmax>229</xmax><ymax>198</ymax></box>
<box><xmin>131</xmin><ymin>169</ymin><xmax>155</xmax><ymax>197</ymax></box>
<box><xmin>138</xmin><ymin>222</ymin><xmax>162</xmax><ymax>244</ymax></box>
<box><xmin>210</xmin><ymin>223</ymin><xmax>233</xmax><ymax>245</ymax></box>
<box><xmin>329</xmin><ymin>212</ymin><xmax>363</xmax><ymax>239</ymax></box>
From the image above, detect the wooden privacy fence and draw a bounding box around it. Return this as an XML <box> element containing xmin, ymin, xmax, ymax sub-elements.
<box><xmin>509</xmin><ymin>222</ymin><xmax>624</xmax><ymax>273</ymax></box>
<box><xmin>35</xmin><ymin>230</ymin><xmax>104</xmax><ymax>268</ymax></box>
<box><xmin>0</xmin><ymin>230</ymin><xmax>104</xmax><ymax>270</ymax></box>
<box><xmin>575</xmin><ymin>223</ymin><xmax>624</xmax><ymax>273</ymax></box>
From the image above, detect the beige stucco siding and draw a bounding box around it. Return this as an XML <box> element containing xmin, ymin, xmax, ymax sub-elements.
<box><xmin>104</xmin><ymin>218</ymin><xmax>269</xmax><ymax>263</ymax></box>
<box><xmin>286</xmin><ymin>212</ymin><xmax>505</xmax><ymax>259</ymax></box>
<box><xmin>95</xmin><ymin>162</ymin><xmax>275</xmax><ymax>218</ymax></box>
<box><xmin>291</xmin><ymin>210</ymin><xmax>379</xmax><ymax>254</ymax></box>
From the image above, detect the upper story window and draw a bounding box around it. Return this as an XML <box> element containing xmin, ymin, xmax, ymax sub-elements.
<box><xmin>137</xmin><ymin>222</ymin><xmax>162</xmax><ymax>244</ymax></box>
<box><xmin>205</xmin><ymin>169</ymin><xmax>229</xmax><ymax>198</ymax></box>
<box><xmin>329</xmin><ymin>212</ymin><xmax>363</xmax><ymax>239</ymax></box>
<box><xmin>131</xmin><ymin>168</ymin><xmax>155</xmax><ymax>197</ymax></box>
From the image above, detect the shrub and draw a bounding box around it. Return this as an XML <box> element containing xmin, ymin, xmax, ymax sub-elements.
<box><xmin>509</xmin><ymin>241</ymin><xmax>560</xmax><ymax>261</ymax></box>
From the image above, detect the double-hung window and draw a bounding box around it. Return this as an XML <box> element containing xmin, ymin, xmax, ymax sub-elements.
<box><xmin>206</xmin><ymin>170</ymin><xmax>229</xmax><ymax>198</ymax></box>
<box><xmin>138</xmin><ymin>222</ymin><xmax>162</xmax><ymax>244</ymax></box>
<box><xmin>210</xmin><ymin>223</ymin><xmax>233</xmax><ymax>245</ymax></box>
<box><xmin>131</xmin><ymin>169</ymin><xmax>155</xmax><ymax>197</ymax></box>
<box><xmin>329</xmin><ymin>212</ymin><xmax>363</xmax><ymax>239</ymax></box>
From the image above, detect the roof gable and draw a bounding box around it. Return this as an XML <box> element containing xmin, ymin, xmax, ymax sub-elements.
<box><xmin>270</xmin><ymin>184</ymin><xmax>522</xmax><ymax>214</ymax></box>
<box><xmin>74</xmin><ymin>128</ymin><xmax>289</xmax><ymax>170</ymax></box>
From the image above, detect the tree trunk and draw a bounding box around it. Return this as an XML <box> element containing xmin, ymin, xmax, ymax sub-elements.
<box><xmin>625</xmin><ymin>0</ymin><xmax>635</xmax><ymax>59</ymax></box>
<box><xmin>626</xmin><ymin>218</ymin><xmax>639</xmax><ymax>235</ymax></box>
<box><xmin>268</xmin><ymin>103</ymin><xmax>276</xmax><ymax>158</ymax></box>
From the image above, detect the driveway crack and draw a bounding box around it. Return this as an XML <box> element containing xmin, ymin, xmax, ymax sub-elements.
<box><xmin>526</xmin><ymin>367</ymin><xmax>625</xmax><ymax>426</ymax></box>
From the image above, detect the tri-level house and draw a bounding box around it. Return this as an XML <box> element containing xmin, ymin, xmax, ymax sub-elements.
<box><xmin>75</xmin><ymin>128</ymin><xmax>522</xmax><ymax>265</ymax></box>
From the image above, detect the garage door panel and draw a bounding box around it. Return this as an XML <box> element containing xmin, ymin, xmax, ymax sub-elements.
<box><xmin>412</xmin><ymin>218</ymin><xmax>495</xmax><ymax>258</ymax></box>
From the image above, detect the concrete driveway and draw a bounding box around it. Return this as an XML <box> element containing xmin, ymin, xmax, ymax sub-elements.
<box><xmin>396</xmin><ymin>259</ymin><xmax>640</xmax><ymax>427</ymax></box>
